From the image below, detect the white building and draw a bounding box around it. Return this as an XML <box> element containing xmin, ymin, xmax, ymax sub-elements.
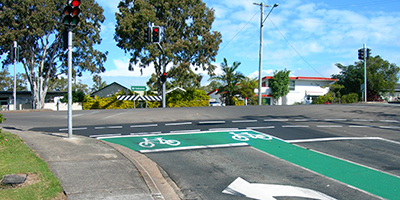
<box><xmin>258</xmin><ymin>76</ymin><xmax>337</xmax><ymax>105</ymax></box>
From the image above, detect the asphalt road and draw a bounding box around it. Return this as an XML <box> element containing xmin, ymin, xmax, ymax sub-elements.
<box><xmin>2</xmin><ymin>104</ymin><xmax>400</xmax><ymax>199</ymax></box>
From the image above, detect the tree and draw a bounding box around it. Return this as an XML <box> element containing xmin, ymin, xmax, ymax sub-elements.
<box><xmin>269</xmin><ymin>69</ymin><xmax>291</xmax><ymax>104</ymax></box>
<box><xmin>333</xmin><ymin>55</ymin><xmax>399</xmax><ymax>101</ymax></box>
<box><xmin>238</xmin><ymin>77</ymin><xmax>258</xmax><ymax>105</ymax></box>
<box><xmin>115</xmin><ymin>0</ymin><xmax>222</xmax><ymax>94</ymax></box>
<box><xmin>209</xmin><ymin>58</ymin><xmax>245</xmax><ymax>105</ymax></box>
<box><xmin>0</xmin><ymin>68</ymin><xmax>27</xmax><ymax>91</ymax></box>
<box><xmin>200</xmin><ymin>80</ymin><xmax>223</xmax><ymax>94</ymax></box>
<box><xmin>0</xmin><ymin>0</ymin><xmax>108</xmax><ymax>109</ymax></box>
<box><xmin>48</xmin><ymin>76</ymin><xmax>90</xmax><ymax>94</ymax></box>
<box><xmin>91</xmin><ymin>75</ymin><xmax>107</xmax><ymax>93</ymax></box>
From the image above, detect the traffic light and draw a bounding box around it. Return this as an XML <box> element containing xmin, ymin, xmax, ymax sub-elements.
<box><xmin>366</xmin><ymin>48</ymin><xmax>371</xmax><ymax>60</ymax></box>
<box><xmin>161</xmin><ymin>72</ymin><xmax>167</xmax><ymax>83</ymax></box>
<box><xmin>144</xmin><ymin>27</ymin><xmax>151</xmax><ymax>43</ymax></box>
<box><xmin>152</xmin><ymin>26</ymin><xmax>161</xmax><ymax>43</ymax></box>
<box><xmin>358</xmin><ymin>48</ymin><xmax>365</xmax><ymax>60</ymax></box>
<box><xmin>62</xmin><ymin>0</ymin><xmax>81</xmax><ymax>26</ymax></box>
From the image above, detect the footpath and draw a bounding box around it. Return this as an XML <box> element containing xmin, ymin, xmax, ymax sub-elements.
<box><xmin>4</xmin><ymin>128</ymin><xmax>180</xmax><ymax>200</ymax></box>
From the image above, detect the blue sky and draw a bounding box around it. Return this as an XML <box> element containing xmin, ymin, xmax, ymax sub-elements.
<box><xmin>5</xmin><ymin>0</ymin><xmax>400</xmax><ymax>90</ymax></box>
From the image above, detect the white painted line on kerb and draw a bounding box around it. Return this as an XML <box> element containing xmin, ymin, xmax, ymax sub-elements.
<box><xmin>130</xmin><ymin>124</ymin><xmax>158</xmax><ymax>128</ymax></box>
<box><xmin>232</xmin><ymin>120</ymin><xmax>258</xmax><ymax>123</ymax></box>
<box><xmin>95</xmin><ymin>126</ymin><xmax>123</xmax><ymax>130</ymax></box>
<box><xmin>282</xmin><ymin>125</ymin><xmax>310</xmax><ymax>128</ymax></box>
<box><xmin>379</xmin><ymin>120</ymin><xmax>399</xmax><ymax>123</ymax></box>
<box><xmin>324</xmin><ymin>119</ymin><xmax>347</xmax><ymax>121</ymax></box>
<box><xmin>130</xmin><ymin>132</ymin><xmax>162</xmax><ymax>135</ymax></box>
<box><xmin>317</xmin><ymin>125</ymin><xmax>343</xmax><ymax>128</ymax></box>
<box><xmin>264</xmin><ymin>119</ymin><xmax>289</xmax><ymax>122</ymax></box>
<box><xmin>165</xmin><ymin>122</ymin><xmax>192</xmax><ymax>126</ymax></box>
<box><xmin>198</xmin><ymin>121</ymin><xmax>226</xmax><ymax>124</ymax></box>
<box><xmin>90</xmin><ymin>133</ymin><xmax>122</xmax><ymax>138</ymax></box>
<box><xmin>247</xmin><ymin>126</ymin><xmax>275</xmax><ymax>129</ymax></box>
<box><xmin>59</xmin><ymin>127</ymin><xmax>87</xmax><ymax>131</ymax></box>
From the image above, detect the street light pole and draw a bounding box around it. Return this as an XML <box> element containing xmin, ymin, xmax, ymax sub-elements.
<box><xmin>254</xmin><ymin>2</ymin><xmax>278</xmax><ymax>105</ymax></box>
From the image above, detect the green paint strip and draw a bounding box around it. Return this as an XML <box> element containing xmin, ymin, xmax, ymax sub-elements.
<box><xmin>100</xmin><ymin>130</ymin><xmax>400</xmax><ymax>199</ymax></box>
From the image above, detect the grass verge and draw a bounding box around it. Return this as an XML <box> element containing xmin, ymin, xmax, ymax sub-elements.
<box><xmin>0</xmin><ymin>131</ymin><xmax>65</xmax><ymax>200</ymax></box>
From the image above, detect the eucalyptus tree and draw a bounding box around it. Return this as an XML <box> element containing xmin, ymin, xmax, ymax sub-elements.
<box><xmin>0</xmin><ymin>0</ymin><xmax>107</xmax><ymax>108</ymax></box>
<box><xmin>115</xmin><ymin>0</ymin><xmax>222</xmax><ymax>93</ymax></box>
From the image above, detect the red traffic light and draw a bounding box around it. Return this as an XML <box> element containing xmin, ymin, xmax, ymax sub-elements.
<box><xmin>71</xmin><ymin>0</ymin><xmax>81</xmax><ymax>7</ymax></box>
<box><xmin>163</xmin><ymin>72</ymin><xmax>166</xmax><ymax>76</ymax></box>
<box><xmin>154</xmin><ymin>28</ymin><xmax>159</xmax><ymax>32</ymax></box>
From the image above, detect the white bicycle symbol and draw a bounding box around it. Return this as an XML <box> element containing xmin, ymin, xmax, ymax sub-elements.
<box><xmin>139</xmin><ymin>137</ymin><xmax>181</xmax><ymax>148</ymax></box>
<box><xmin>230</xmin><ymin>132</ymin><xmax>273</xmax><ymax>141</ymax></box>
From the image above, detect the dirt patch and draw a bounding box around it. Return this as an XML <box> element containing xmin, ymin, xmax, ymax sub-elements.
<box><xmin>1</xmin><ymin>173</ymin><xmax>40</xmax><ymax>189</ymax></box>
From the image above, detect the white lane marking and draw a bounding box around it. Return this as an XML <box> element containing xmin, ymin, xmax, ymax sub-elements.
<box><xmin>94</xmin><ymin>126</ymin><xmax>123</xmax><ymax>129</ymax></box>
<box><xmin>59</xmin><ymin>127</ymin><xmax>87</xmax><ymax>131</ymax></box>
<box><xmin>165</xmin><ymin>122</ymin><xmax>192</xmax><ymax>126</ymax></box>
<box><xmin>130</xmin><ymin>124</ymin><xmax>158</xmax><ymax>128</ymax></box>
<box><xmin>247</xmin><ymin>126</ymin><xmax>275</xmax><ymax>129</ymax></box>
<box><xmin>264</xmin><ymin>119</ymin><xmax>289</xmax><ymax>122</ymax></box>
<box><xmin>199</xmin><ymin>121</ymin><xmax>226</xmax><ymax>124</ymax></box>
<box><xmin>294</xmin><ymin>119</ymin><xmax>318</xmax><ymax>122</ymax></box>
<box><xmin>324</xmin><ymin>119</ymin><xmax>347</xmax><ymax>121</ymax></box>
<box><xmin>286</xmin><ymin>137</ymin><xmax>384</xmax><ymax>143</ymax></box>
<box><xmin>209</xmin><ymin>128</ymin><xmax>239</xmax><ymax>131</ymax></box>
<box><xmin>170</xmin><ymin>129</ymin><xmax>201</xmax><ymax>133</ymax></box>
<box><xmin>130</xmin><ymin>132</ymin><xmax>162</xmax><ymax>135</ymax></box>
<box><xmin>232</xmin><ymin>120</ymin><xmax>258</xmax><ymax>123</ymax></box>
<box><xmin>139</xmin><ymin>143</ymin><xmax>249</xmax><ymax>153</ymax></box>
<box><xmin>379</xmin><ymin>120</ymin><xmax>399</xmax><ymax>123</ymax></box>
<box><xmin>379</xmin><ymin>126</ymin><xmax>400</xmax><ymax>129</ymax></box>
<box><xmin>89</xmin><ymin>133</ymin><xmax>121</xmax><ymax>138</ymax></box>
<box><xmin>352</xmin><ymin>119</ymin><xmax>374</xmax><ymax>122</ymax></box>
<box><xmin>282</xmin><ymin>125</ymin><xmax>310</xmax><ymax>128</ymax></box>
<box><xmin>317</xmin><ymin>125</ymin><xmax>343</xmax><ymax>128</ymax></box>
<box><xmin>348</xmin><ymin>125</ymin><xmax>372</xmax><ymax>128</ymax></box>
<box><xmin>223</xmin><ymin>177</ymin><xmax>336</xmax><ymax>200</ymax></box>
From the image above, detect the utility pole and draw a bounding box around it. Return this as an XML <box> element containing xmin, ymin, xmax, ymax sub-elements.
<box><xmin>13</xmin><ymin>41</ymin><xmax>18</xmax><ymax>110</ymax></box>
<box><xmin>254</xmin><ymin>2</ymin><xmax>278</xmax><ymax>105</ymax></box>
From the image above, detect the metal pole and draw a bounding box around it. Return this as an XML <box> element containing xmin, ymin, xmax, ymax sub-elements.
<box><xmin>257</xmin><ymin>3</ymin><xmax>264</xmax><ymax>106</ymax></box>
<box><xmin>162</xmin><ymin>59</ymin><xmax>166</xmax><ymax>108</ymax></box>
<box><xmin>13</xmin><ymin>41</ymin><xmax>17</xmax><ymax>110</ymax></box>
<box><xmin>364</xmin><ymin>43</ymin><xmax>367</xmax><ymax>102</ymax></box>
<box><xmin>68</xmin><ymin>28</ymin><xmax>73</xmax><ymax>138</ymax></box>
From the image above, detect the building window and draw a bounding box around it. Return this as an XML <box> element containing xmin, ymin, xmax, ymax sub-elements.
<box><xmin>289</xmin><ymin>80</ymin><xmax>295</xmax><ymax>91</ymax></box>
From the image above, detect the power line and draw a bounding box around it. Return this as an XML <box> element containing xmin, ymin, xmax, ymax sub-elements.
<box><xmin>268</xmin><ymin>18</ymin><xmax>324</xmax><ymax>77</ymax></box>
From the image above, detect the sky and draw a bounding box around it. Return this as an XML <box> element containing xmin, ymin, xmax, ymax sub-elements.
<box><xmin>5</xmin><ymin>0</ymin><xmax>400</xmax><ymax>90</ymax></box>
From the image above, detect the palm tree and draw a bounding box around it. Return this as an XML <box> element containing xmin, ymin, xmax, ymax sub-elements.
<box><xmin>209</xmin><ymin>58</ymin><xmax>245</xmax><ymax>105</ymax></box>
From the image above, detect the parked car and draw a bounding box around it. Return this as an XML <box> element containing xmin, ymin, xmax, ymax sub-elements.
<box><xmin>209</xmin><ymin>101</ymin><xmax>222</xmax><ymax>106</ymax></box>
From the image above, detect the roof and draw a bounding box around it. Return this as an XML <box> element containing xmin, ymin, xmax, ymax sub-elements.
<box><xmin>91</xmin><ymin>82</ymin><xmax>129</xmax><ymax>96</ymax></box>
<box><xmin>262</xmin><ymin>76</ymin><xmax>337</xmax><ymax>81</ymax></box>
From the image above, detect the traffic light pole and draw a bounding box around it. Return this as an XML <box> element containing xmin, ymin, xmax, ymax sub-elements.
<box><xmin>67</xmin><ymin>27</ymin><xmax>73</xmax><ymax>138</ymax></box>
<box><xmin>363</xmin><ymin>43</ymin><xmax>367</xmax><ymax>102</ymax></box>
<box><xmin>157</xmin><ymin>43</ymin><xmax>166</xmax><ymax>108</ymax></box>
<box><xmin>13</xmin><ymin>41</ymin><xmax>17</xmax><ymax>110</ymax></box>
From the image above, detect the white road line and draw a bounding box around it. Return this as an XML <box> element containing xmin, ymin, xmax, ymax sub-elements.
<box><xmin>352</xmin><ymin>119</ymin><xmax>374</xmax><ymax>122</ymax></box>
<box><xmin>59</xmin><ymin>127</ymin><xmax>87</xmax><ymax>131</ymax></box>
<box><xmin>89</xmin><ymin>133</ymin><xmax>121</xmax><ymax>138</ymax></box>
<box><xmin>324</xmin><ymin>119</ymin><xmax>347</xmax><ymax>121</ymax></box>
<box><xmin>209</xmin><ymin>128</ymin><xmax>239</xmax><ymax>131</ymax></box>
<box><xmin>170</xmin><ymin>129</ymin><xmax>201</xmax><ymax>133</ymax></box>
<box><xmin>94</xmin><ymin>126</ymin><xmax>123</xmax><ymax>130</ymax></box>
<box><xmin>232</xmin><ymin>120</ymin><xmax>258</xmax><ymax>123</ymax></box>
<box><xmin>286</xmin><ymin>137</ymin><xmax>383</xmax><ymax>143</ymax></box>
<box><xmin>317</xmin><ymin>125</ymin><xmax>343</xmax><ymax>128</ymax></box>
<box><xmin>282</xmin><ymin>125</ymin><xmax>310</xmax><ymax>128</ymax></box>
<box><xmin>130</xmin><ymin>124</ymin><xmax>158</xmax><ymax>128</ymax></box>
<box><xmin>294</xmin><ymin>119</ymin><xmax>318</xmax><ymax>122</ymax></box>
<box><xmin>379</xmin><ymin>120</ymin><xmax>399</xmax><ymax>123</ymax></box>
<box><xmin>165</xmin><ymin>122</ymin><xmax>192</xmax><ymax>126</ymax></box>
<box><xmin>247</xmin><ymin>126</ymin><xmax>275</xmax><ymax>129</ymax></box>
<box><xmin>264</xmin><ymin>119</ymin><xmax>289</xmax><ymax>122</ymax></box>
<box><xmin>139</xmin><ymin>143</ymin><xmax>249</xmax><ymax>153</ymax></box>
<box><xmin>379</xmin><ymin>126</ymin><xmax>400</xmax><ymax>129</ymax></box>
<box><xmin>130</xmin><ymin>132</ymin><xmax>162</xmax><ymax>135</ymax></box>
<box><xmin>348</xmin><ymin>125</ymin><xmax>372</xmax><ymax>128</ymax></box>
<box><xmin>199</xmin><ymin>121</ymin><xmax>226</xmax><ymax>124</ymax></box>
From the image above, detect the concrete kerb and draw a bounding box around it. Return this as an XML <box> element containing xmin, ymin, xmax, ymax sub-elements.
<box><xmin>101</xmin><ymin>141</ymin><xmax>182</xmax><ymax>200</ymax></box>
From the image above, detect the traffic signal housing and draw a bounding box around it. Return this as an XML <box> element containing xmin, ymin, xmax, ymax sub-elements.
<box><xmin>152</xmin><ymin>26</ymin><xmax>161</xmax><ymax>43</ymax></box>
<box><xmin>358</xmin><ymin>48</ymin><xmax>365</xmax><ymax>60</ymax></box>
<box><xmin>62</xmin><ymin>0</ymin><xmax>81</xmax><ymax>26</ymax></box>
<box><xmin>144</xmin><ymin>27</ymin><xmax>151</xmax><ymax>43</ymax></box>
<box><xmin>366</xmin><ymin>48</ymin><xmax>371</xmax><ymax>60</ymax></box>
<box><xmin>161</xmin><ymin>72</ymin><xmax>167</xmax><ymax>83</ymax></box>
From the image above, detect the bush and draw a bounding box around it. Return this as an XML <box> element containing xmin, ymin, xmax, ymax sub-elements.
<box><xmin>0</xmin><ymin>114</ymin><xmax>5</xmax><ymax>124</ymax></box>
<box><xmin>342</xmin><ymin>93</ymin><xmax>359</xmax><ymax>104</ymax></box>
<box><xmin>167</xmin><ymin>89</ymin><xmax>210</xmax><ymax>107</ymax></box>
<box><xmin>312</xmin><ymin>93</ymin><xmax>334</xmax><ymax>104</ymax></box>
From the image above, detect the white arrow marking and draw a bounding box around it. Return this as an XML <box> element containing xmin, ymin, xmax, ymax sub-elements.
<box><xmin>223</xmin><ymin>177</ymin><xmax>336</xmax><ymax>200</ymax></box>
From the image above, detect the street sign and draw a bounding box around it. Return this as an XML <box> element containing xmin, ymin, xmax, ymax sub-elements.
<box><xmin>131</xmin><ymin>86</ymin><xmax>148</xmax><ymax>91</ymax></box>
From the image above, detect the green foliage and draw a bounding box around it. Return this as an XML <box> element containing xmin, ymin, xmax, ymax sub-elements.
<box><xmin>341</xmin><ymin>93</ymin><xmax>359</xmax><ymax>104</ymax></box>
<box><xmin>269</xmin><ymin>69</ymin><xmax>291</xmax><ymax>102</ymax></box>
<box><xmin>238</xmin><ymin>77</ymin><xmax>258</xmax><ymax>100</ymax></box>
<box><xmin>0</xmin><ymin>0</ymin><xmax>108</xmax><ymax>108</ymax></box>
<box><xmin>209</xmin><ymin>58</ymin><xmax>245</xmax><ymax>105</ymax></box>
<box><xmin>167</xmin><ymin>89</ymin><xmax>210</xmax><ymax>107</ymax></box>
<box><xmin>0</xmin><ymin>68</ymin><xmax>27</xmax><ymax>91</ymax></box>
<box><xmin>0</xmin><ymin>114</ymin><xmax>5</xmax><ymax>124</ymax></box>
<box><xmin>232</xmin><ymin>97</ymin><xmax>244</xmax><ymax>106</ymax></box>
<box><xmin>60</xmin><ymin>90</ymin><xmax>85</xmax><ymax>103</ymax></box>
<box><xmin>115</xmin><ymin>0</ymin><xmax>222</xmax><ymax>93</ymax></box>
<box><xmin>83</xmin><ymin>93</ymin><xmax>134</xmax><ymax>110</ymax></box>
<box><xmin>312</xmin><ymin>93</ymin><xmax>334</xmax><ymax>104</ymax></box>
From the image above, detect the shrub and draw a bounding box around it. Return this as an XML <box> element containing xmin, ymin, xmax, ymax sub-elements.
<box><xmin>342</xmin><ymin>93</ymin><xmax>359</xmax><ymax>104</ymax></box>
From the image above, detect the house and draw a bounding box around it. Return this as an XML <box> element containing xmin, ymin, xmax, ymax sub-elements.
<box><xmin>258</xmin><ymin>76</ymin><xmax>337</xmax><ymax>105</ymax></box>
<box><xmin>91</xmin><ymin>82</ymin><xmax>130</xmax><ymax>98</ymax></box>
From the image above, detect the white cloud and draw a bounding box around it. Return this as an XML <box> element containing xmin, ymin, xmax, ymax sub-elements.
<box><xmin>102</xmin><ymin>59</ymin><xmax>155</xmax><ymax>77</ymax></box>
